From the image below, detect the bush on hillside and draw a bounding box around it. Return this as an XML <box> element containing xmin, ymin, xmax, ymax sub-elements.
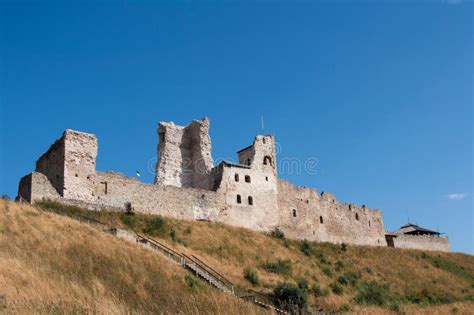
<box><xmin>311</xmin><ymin>284</ymin><xmax>329</xmax><ymax>297</ymax></box>
<box><xmin>300</xmin><ymin>239</ymin><xmax>311</xmax><ymax>256</ymax></box>
<box><xmin>270</xmin><ymin>228</ymin><xmax>285</xmax><ymax>239</ymax></box>
<box><xmin>261</xmin><ymin>259</ymin><xmax>292</xmax><ymax>276</ymax></box>
<box><xmin>335</xmin><ymin>260</ymin><xmax>344</xmax><ymax>272</ymax></box>
<box><xmin>321</xmin><ymin>266</ymin><xmax>333</xmax><ymax>277</ymax></box>
<box><xmin>185</xmin><ymin>274</ymin><xmax>201</xmax><ymax>289</ymax></box>
<box><xmin>296</xmin><ymin>277</ymin><xmax>308</xmax><ymax>291</ymax></box>
<box><xmin>330</xmin><ymin>282</ymin><xmax>344</xmax><ymax>295</ymax></box>
<box><xmin>244</xmin><ymin>267</ymin><xmax>260</xmax><ymax>286</ymax></box>
<box><xmin>355</xmin><ymin>281</ymin><xmax>391</xmax><ymax>306</ymax></box>
<box><xmin>338</xmin><ymin>271</ymin><xmax>361</xmax><ymax>286</ymax></box>
<box><xmin>273</xmin><ymin>282</ymin><xmax>308</xmax><ymax>310</ymax></box>
<box><xmin>144</xmin><ymin>216</ymin><xmax>168</xmax><ymax>237</ymax></box>
<box><xmin>404</xmin><ymin>288</ymin><xmax>455</xmax><ymax>305</ymax></box>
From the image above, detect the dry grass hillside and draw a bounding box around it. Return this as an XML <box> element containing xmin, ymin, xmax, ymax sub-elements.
<box><xmin>1</xmin><ymin>199</ymin><xmax>473</xmax><ymax>314</ymax></box>
<box><xmin>0</xmin><ymin>200</ymin><xmax>267</xmax><ymax>314</ymax></box>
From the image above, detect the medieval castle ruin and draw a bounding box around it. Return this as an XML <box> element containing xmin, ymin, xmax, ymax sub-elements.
<box><xmin>17</xmin><ymin>118</ymin><xmax>450</xmax><ymax>252</ymax></box>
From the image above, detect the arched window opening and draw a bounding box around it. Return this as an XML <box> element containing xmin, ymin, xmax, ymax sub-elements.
<box><xmin>265</xmin><ymin>176</ymin><xmax>269</xmax><ymax>181</ymax></box>
<box><xmin>320</xmin><ymin>216</ymin><xmax>324</xmax><ymax>224</ymax></box>
<box><xmin>369</xmin><ymin>220</ymin><xmax>371</xmax><ymax>227</ymax></box>
<box><xmin>292</xmin><ymin>209</ymin><xmax>297</xmax><ymax>217</ymax></box>
<box><xmin>234</xmin><ymin>173</ymin><xmax>239</xmax><ymax>182</ymax></box>
<box><xmin>245</xmin><ymin>175</ymin><xmax>251</xmax><ymax>183</ymax></box>
<box><xmin>237</xmin><ymin>194</ymin><xmax>242</xmax><ymax>204</ymax></box>
<box><xmin>248</xmin><ymin>196</ymin><xmax>253</xmax><ymax>206</ymax></box>
<box><xmin>263</xmin><ymin>156</ymin><xmax>272</xmax><ymax>166</ymax></box>
<box><xmin>355</xmin><ymin>213</ymin><xmax>359</xmax><ymax>221</ymax></box>
<box><xmin>247</xmin><ymin>158</ymin><xmax>251</xmax><ymax>166</ymax></box>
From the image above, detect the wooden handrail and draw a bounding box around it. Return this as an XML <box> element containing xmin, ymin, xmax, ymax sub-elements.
<box><xmin>181</xmin><ymin>254</ymin><xmax>233</xmax><ymax>288</ymax></box>
<box><xmin>190</xmin><ymin>255</ymin><xmax>234</xmax><ymax>287</ymax></box>
<box><xmin>136</xmin><ymin>233</ymin><xmax>182</xmax><ymax>258</ymax></box>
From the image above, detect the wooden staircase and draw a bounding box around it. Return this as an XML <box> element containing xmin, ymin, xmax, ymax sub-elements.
<box><xmin>51</xmin><ymin>212</ymin><xmax>289</xmax><ymax>313</ymax></box>
<box><xmin>132</xmin><ymin>232</ymin><xmax>287</xmax><ymax>313</ymax></box>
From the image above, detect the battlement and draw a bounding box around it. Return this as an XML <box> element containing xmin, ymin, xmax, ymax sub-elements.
<box><xmin>17</xmin><ymin>118</ymin><xmax>450</xmax><ymax>252</ymax></box>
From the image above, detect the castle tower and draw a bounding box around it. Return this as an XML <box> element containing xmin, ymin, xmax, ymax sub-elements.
<box><xmin>35</xmin><ymin>129</ymin><xmax>98</xmax><ymax>202</ymax></box>
<box><xmin>155</xmin><ymin>117</ymin><xmax>214</xmax><ymax>189</ymax></box>
<box><xmin>237</xmin><ymin>135</ymin><xmax>277</xmax><ymax>175</ymax></box>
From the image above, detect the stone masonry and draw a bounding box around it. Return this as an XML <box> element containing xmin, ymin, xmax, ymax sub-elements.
<box><xmin>17</xmin><ymin>118</ymin><xmax>450</xmax><ymax>252</ymax></box>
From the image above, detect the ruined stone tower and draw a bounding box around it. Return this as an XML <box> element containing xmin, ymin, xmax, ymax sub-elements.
<box><xmin>154</xmin><ymin>118</ymin><xmax>214</xmax><ymax>190</ymax></box>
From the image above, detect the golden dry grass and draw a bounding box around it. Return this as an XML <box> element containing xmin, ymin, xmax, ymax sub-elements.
<box><xmin>0</xmin><ymin>200</ymin><xmax>267</xmax><ymax>314</ymax></box>
<box><xmin>3</xmin><ymin>199</ymin><xmax>474</xmax><ymax>314</ymax></box>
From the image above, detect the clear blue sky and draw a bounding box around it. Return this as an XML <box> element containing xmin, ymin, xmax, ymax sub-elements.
<box><xmin>1</xmin><ymin>1</ymin><xmax>472</xmax><ymax>254</ymax></box>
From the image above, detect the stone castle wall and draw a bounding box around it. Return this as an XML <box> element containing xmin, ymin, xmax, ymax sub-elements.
<box><xmin>392</xmin><ymin>234</ymin><xmax>450</xmax><ymax>252</ymax></box>
<box><xmin>276</xmin><ymin>180</ymin><xmax>386</xmax><ymax>246</ymax></box>
<box><xmin>17</xmin><ymin>117</ymin><xmax>449</xmax><ymax>252</ymax></box>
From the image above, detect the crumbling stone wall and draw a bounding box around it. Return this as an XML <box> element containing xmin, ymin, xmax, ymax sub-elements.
<box><xmin>155</xmin><ymin>118</ymin><xmax>213</xmax><ymax>189</ymax></box>
<box><xmin>17</xmin><ymin>118</ymin><xmax>449</xmax><ymax>251</ymax></box>
<box><xmin>35</xmin><ymin>136</ymin><xmax>65</xmax><ymax>195</ymax></box>
<box><xmin>277</xmin><ymin>180</ymin><xmax>386</xmax><ymax>246</ymax></box>
<box><xmin>17</xmin><ymin>172</ymin><xmax>60</xmax><ymax>203</ymax></box>
<box><xmin>93</xmin><ymin>171</ymin><xmax>225</xmax><ymax>220</ymax></box>
<box><xmin>33</xmin><ymin>130</ymin><xmax>97</xmax><ymax>202</ymax></box>
<box><xmin>392</xmin><ymin>234</ymin><xmax>450</xmax><ymax>252</ymax></box>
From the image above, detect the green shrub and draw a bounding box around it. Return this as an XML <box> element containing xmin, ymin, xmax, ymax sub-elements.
<box><xmin>300</xmin><ymin>239</ymin><xmax>311</xmax><ymax>256</ymax></box>
<box><xmin>296</xmin><ymin>277</ymin><xmax>308</xmax><ymax>291</ymax></box>
<box><xmin>244</xmin><ymin>267</ymin><xmax>260</xmax><ymax>286</ymax></box>
<box><xmin>338</xmin><ymin>275</ymin><xmax>349</xmax><ymax>285</ymax></box>
<box><xmin>121</xmin><ymin>213</ymin><xmax>136</xmax><ymax>229</ymax></box>
<box><xmin>339</xmin><ymin>304</ymin><xmax>351</xmax><ymax>312</ymax></box>
<box><xmin>404</xmin><ymin>288</ymin><xmax>455</xmax><ymax>305</ymax></box>
<box><xmin>311</xmin><ymin>284</ymin><xmax>329</xmax><ymax>297</ymax></box>
<box><xmin>330</xmin><ymin>282</ymin><xmax>344</xmax><ymax>295</ymax></box>
<box><xmin>271</xmin><ymin>228</ymin><xmax>285</xmax><ymax>239</ymax></box>
<box><xmin>273</xmin><ymin>282</ymin><xmax>308</xmax><ymax>310</ymax></box>
<box><xmin>335</xmin><ymin>260</ymin><xmax>344</xmax><ymax>272</ymax></box>
<box><xmin>389</xmin><ymin>301</ymin><xmax>402</xmax><ymax>313</ymax></box>
<box><xmin>321</xmin><ymin>266</ymin><xmax>333</xmax><ymax>277</ymax></box>
<box><xmin>421</xmin><ymin>253</ymin><xmax>474</xmax><ymax>283</ymax></box>
<box><xmin>318</xmin><ymin>254</ymin><xmax>331</xmax><ymax>265</ymax></box>
<box><xmin>185</xmin><ymin>274</ymin><xmax>200</xmax><ymax>289</ymax></box>
<box><xmin>184</xmin><ymin>227</ymin><xmax>192</xmax><ymax>234</ymax></box>
<box><xmin>143</xmin><ymin>216</ymin><xmax>168</xmax><ymax>236</ymax></box>
<box><xmin>341</xmin><ymin>242</ymin><xmax>347</xmax><ymax>252</ymax></box>
<box><xmin>261</xmin><ymin>259</ymin><xmax>292</xmax><ymax>276</ymax></box>
<box><xmin>355</xmin><ymin>281</ymin><xmax>391</xmax><ymax>306</ymax></box>
<box><xmin>338</xmin><ymin>271</ymin><xmax>361</xmax><ymax>286</ymax></box>
<box><xmin>170</xmin><ymin>229</ymin><xmax>177</xmax><ymax>242</ymax></box>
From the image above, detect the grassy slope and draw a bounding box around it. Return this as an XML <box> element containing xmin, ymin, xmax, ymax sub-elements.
<box><xmin>0</xmin><ymin>200</ymin><xmax>266</xmax><ymax>314</ymax></box>
<box><xmin>2</xmin><ymin>199</ymin><xmax>473</xmax><ymax>314</ymax></box>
